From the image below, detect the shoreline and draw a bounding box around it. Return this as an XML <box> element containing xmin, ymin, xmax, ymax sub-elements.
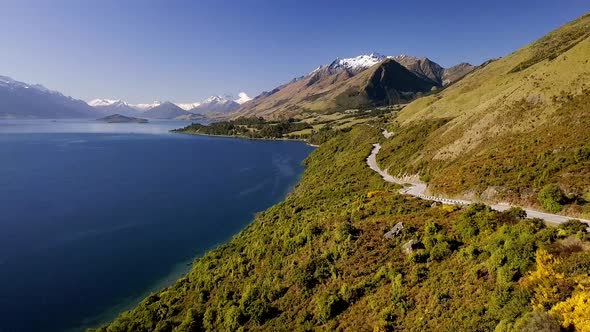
<box><xmin>171</xmin><ymin>130</ymin><xmax>320</xmax><ymax>147</ymax></box>
<box><xmin>83</xmin><ymin>134</ymin><xmax>314</xmax><ymax>331</ymax></box>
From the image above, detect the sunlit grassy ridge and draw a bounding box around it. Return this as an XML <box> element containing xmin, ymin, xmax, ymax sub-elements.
<box><xmin>94</xmin><ymin>127</ymin><xmax>589</xmax><ymax>332</ymax></box>
<box><xmin>379</xmin><ymin>13</ymin><xmax>590</xmax><ymax>216</ymax></box>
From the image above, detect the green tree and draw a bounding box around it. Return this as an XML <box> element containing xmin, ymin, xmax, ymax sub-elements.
<box><xmin>537</xmin><ymin>184</ymin><xmax>565</xmax><ymax>213</ymax></box>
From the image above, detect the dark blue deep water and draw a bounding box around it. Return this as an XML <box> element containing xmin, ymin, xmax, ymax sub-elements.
<box><xmin>0</xmin><ymin>120</ymin><xmax>314</xmax><ymax>332</ymax></box>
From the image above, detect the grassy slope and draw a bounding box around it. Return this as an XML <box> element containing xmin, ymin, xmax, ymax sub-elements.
<box><xmin>94</xmin><ymin>126</ymin><xmax>589</xmax><ymax>332</ymax></box>
<box><xmin>379</xmin><ymin>13</ymin><xmax>590</xmax><ymax>216</ymax></box>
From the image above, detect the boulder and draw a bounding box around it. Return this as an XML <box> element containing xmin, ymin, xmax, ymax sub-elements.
<box><xmin>403</xmin><ymin>239</ymin><xmax>420</xmax><ymax>254</ymax></box>
<box><xmin>384</xmin><ymin>222</ymin><xmax>404</xmax><ymax>239</ymax></box>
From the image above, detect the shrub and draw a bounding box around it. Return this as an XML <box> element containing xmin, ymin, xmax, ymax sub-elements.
<box><xmin>335</xmin><ymin>222</ymin><xmax>358</xmax><ymax>242</ymax></box>
<box><xmin>557</xmin><ymin>219</ymin><xmax>588</xmax><ymax>237</ymax></box>
<box><xmin>315</xmin><ymin>293</ymin><xmax>347</xmax><ymax>323</ymax></box>
<box><xmin>538</xmin><ymin>184</ymin><xmax>565</xmax><ymax>213</ymax></box>
<box><xmin>503</xmin><ymin>207</ymin><xmax>527</xmax><ymax>220</ymax></box>
<box><xmin>430</xmin><ymin>241</ymin><xmax>452</xmax><ymax>261</ymax></box>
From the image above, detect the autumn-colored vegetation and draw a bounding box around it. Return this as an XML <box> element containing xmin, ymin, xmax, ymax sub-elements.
<box><xmin>94</xmin><ymin>127</ymin><xmax>589</xmax><ymax>332</ymax></box>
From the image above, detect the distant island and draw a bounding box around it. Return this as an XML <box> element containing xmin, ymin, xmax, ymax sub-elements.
<box><xmin>96</xmin><ymin>114</ymin><xmax>148</xmax><ymax>123</ymax></box>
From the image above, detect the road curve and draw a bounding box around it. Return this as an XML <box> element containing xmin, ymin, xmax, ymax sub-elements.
<box><xmin>367</xmin><ymin>143</ymin><xmax>590</xmax><ymax>227</ymax></box>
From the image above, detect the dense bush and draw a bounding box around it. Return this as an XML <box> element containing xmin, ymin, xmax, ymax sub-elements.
<box><xmin>538</xmin><ymin>184</ymin><xmax>565</xmax><ymax>213</ymax></box>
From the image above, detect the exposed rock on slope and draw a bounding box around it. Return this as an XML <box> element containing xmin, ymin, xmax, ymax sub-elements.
<box><xmin>392</xmin><ymin>55</ymin><xmax>475</xmax><ymax>86</ymax></box>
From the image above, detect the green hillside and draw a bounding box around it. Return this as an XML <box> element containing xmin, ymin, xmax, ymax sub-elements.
<box><xmin>94</xmin><ymin>127</ymin><xmax>589</xmax><ymax>332</ymax></box>
<box><xmin>379</xmin><ymin>13</ymin><xmax>590</xmax><ymax>217</ymax></box>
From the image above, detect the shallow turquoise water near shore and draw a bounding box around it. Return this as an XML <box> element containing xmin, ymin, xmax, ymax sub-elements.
<box><xmin>0</xmin><ymin>120</ymin><xmax>314</xmax><ymax>332</ymax></box>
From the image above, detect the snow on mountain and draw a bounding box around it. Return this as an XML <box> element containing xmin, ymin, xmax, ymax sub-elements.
<box><xmin>190</xmin><ymin>95</ymin><xmax>240</xmax><ymax>114</ymax></box>
<box><xmin>178</xmin><ymin>94</ymin><xmax>248</xmax><ymax>113</ymax></box>
<box><xmin>0</xmin><ymin>75</ymin><xmax>57</xmax><ymax>95</ymax></box>
<box><xmin>177</xmin><ymin>102</ymin><xmax>201</xmax><ymax>111</ymax></box>
<box><xmin>308</xmin><ymin>53</ymin><xmax>391</xmax><ymax>76</ymax></box>
<box><xmin>235</xmin><ymin>92</ymin><xmax>252</xmax><ymax>104</ymax></box>
<box><xmin>329</xmin><ymin>53</ymin><xmax>388</xmax><ymax>72</ymax></box>
<box><xmin>88</xmin><ymin>99</ymin><xmax>129</xmax><ymax>107</ymax></box>
<box><xmin>88</xmin><ymin>98</ymin><xmax>142</xmax><ymax>117</ymax></box>
<box><xmin>132</xmin><ymin>101</ymin><xmax>162</xmax><ymax>111</ymax></box>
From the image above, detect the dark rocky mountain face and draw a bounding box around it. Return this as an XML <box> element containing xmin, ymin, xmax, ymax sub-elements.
<box><xmin>393</xmin><ymin>55</ymin><xmax>445</xmax><ymax>85</ymax></box>
<box><xmin>442</xmin><ymin>63</ymin><xmax>476</xmax><ymax>85</ymax></box>
<box><xmin>392</xmin><ymin>56</ymin><xmax>475</xmax><ymax>87</ymax></box>
<box><xmin>363</xmin><ymin>59</ymin><xmax>437</xmax><ymax>104</ymax></box>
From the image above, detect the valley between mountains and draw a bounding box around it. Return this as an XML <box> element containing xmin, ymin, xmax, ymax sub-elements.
<box><xmin>94</xmin><ymin>13</ymin><xmax>590</xmax><ymax>332</ymax></box>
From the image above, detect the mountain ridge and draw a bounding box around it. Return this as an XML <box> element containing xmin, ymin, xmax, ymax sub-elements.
<box><xmin>232</xmin><ymin>53</ymin><xmax>476</xmax><ymax>119</ymax></box>
<box><xmin>0</xmin><ymin>75</ymin><xmax>99</xmax><ymax>119</ymax></box>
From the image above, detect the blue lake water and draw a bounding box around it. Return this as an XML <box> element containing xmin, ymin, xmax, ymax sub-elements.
<box><xmin>0</xmin><ymin>119</ymin><xmax>314</xmax><ymax>332</ymax></box>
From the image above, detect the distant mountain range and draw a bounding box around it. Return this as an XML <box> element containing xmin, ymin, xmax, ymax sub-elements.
<box><xmin>88</xmin><ymin>99</ymin><xmax>142</xmax><ymax>117</ymax></box>
<box><xmin>0</xmin><ymin>52</ymin><xmax>474</xmax><ymax>120</ymax></box>
<box><xmin>234</xmin><ymin>53</ymin><xmax>476</xmax><ymax>119</ymax></box>
<box><xmin>0</xmin><ymin>75</ymin><xmax>97</xmax><ymax>119</ymax></box>
<box><xmin>177</xmin><ymin>94</ymin><xmax>251</xmax><ymax>114</ymax></box>
<box><xmin>0</xmin><ymin>75</ymin><xmax>252</xmax><ymax>119</ymax></box>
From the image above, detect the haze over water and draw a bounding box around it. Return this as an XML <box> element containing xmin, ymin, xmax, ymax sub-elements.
<box><xmin>0</xmin><ymin>120</ymin><xmax>314</xmax><ymax>332</ymax></box>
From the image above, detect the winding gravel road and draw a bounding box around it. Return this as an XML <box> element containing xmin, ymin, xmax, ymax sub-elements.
<box><xmin>367</xmin><ymin>143</ymin><xmax>590</xmax><ymax>227</ymax></box>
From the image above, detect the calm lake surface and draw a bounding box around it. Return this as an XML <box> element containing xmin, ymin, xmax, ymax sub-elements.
<box><xmin>0</xmin><ymin>119</ymin><xmax>314</xmax><ymax>332</ymax></box>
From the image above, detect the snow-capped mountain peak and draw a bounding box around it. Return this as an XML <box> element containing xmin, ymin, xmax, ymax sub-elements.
<box><xmin>132</xmin><ymin>101</ymin><xmax>162</xmax><ymax>111</ymax></box>
<box><xmin>235</xmin><ymin>92</ymin><xmax>252</xmax><ymax>104</ymax></box>
<box><xmin>203</xmin><ymin>95</ymin><xmax>232</xmax><ymax>104</ymax></box>
<box><xmin>309</xmin><ymin>53</ymin><xmax>392</xmax><ymax>76</ymax></box>
<box><xmin>88</xmin><ymin>99</ymin><xmax>129</xmax><ymax>107</ymax></box>
<box><xmin>177</xmin><ymin>102</ymin><xmax>201</xmax><ymax>111</ymax></box>
<box><xmin>328</xmin><ymin>53</ymin><xmax>388</xmax><ymax>72</ymax></box>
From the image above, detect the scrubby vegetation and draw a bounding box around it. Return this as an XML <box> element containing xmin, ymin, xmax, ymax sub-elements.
<box><xmin>380</xmin><ymin>88</ymin><xmax>590</xmax><ymax>216</ymax></box>
<box><xmin>510</xmin><ymin>13</ymin><xmax>590</xmax><ymax>72</ymax></box>
<box><xmin>94</xmin><ymin>127</ymin><xmax>589</xmax><ymax>332</ymax></box>
<box><xmin>174</xmin><ymin>117</ymin><xmax>312</xmax><ymax>140</ymax></box>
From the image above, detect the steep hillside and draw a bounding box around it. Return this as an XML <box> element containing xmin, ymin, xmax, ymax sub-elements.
<box><xmin>95</xmin><ymin>126</ymin><xmax>590</xmax><ymax>332</ymax></box>
<box><xmin>378</xmin><ymin>13</ymin><xmax>590</xmax><ymax>216</ymax></box>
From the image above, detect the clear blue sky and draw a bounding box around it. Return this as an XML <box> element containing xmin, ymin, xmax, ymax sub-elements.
<box><xmin>1</xmin><ymin>0</ymin><xmax>589</xmax><ymax>103</ymax></box>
